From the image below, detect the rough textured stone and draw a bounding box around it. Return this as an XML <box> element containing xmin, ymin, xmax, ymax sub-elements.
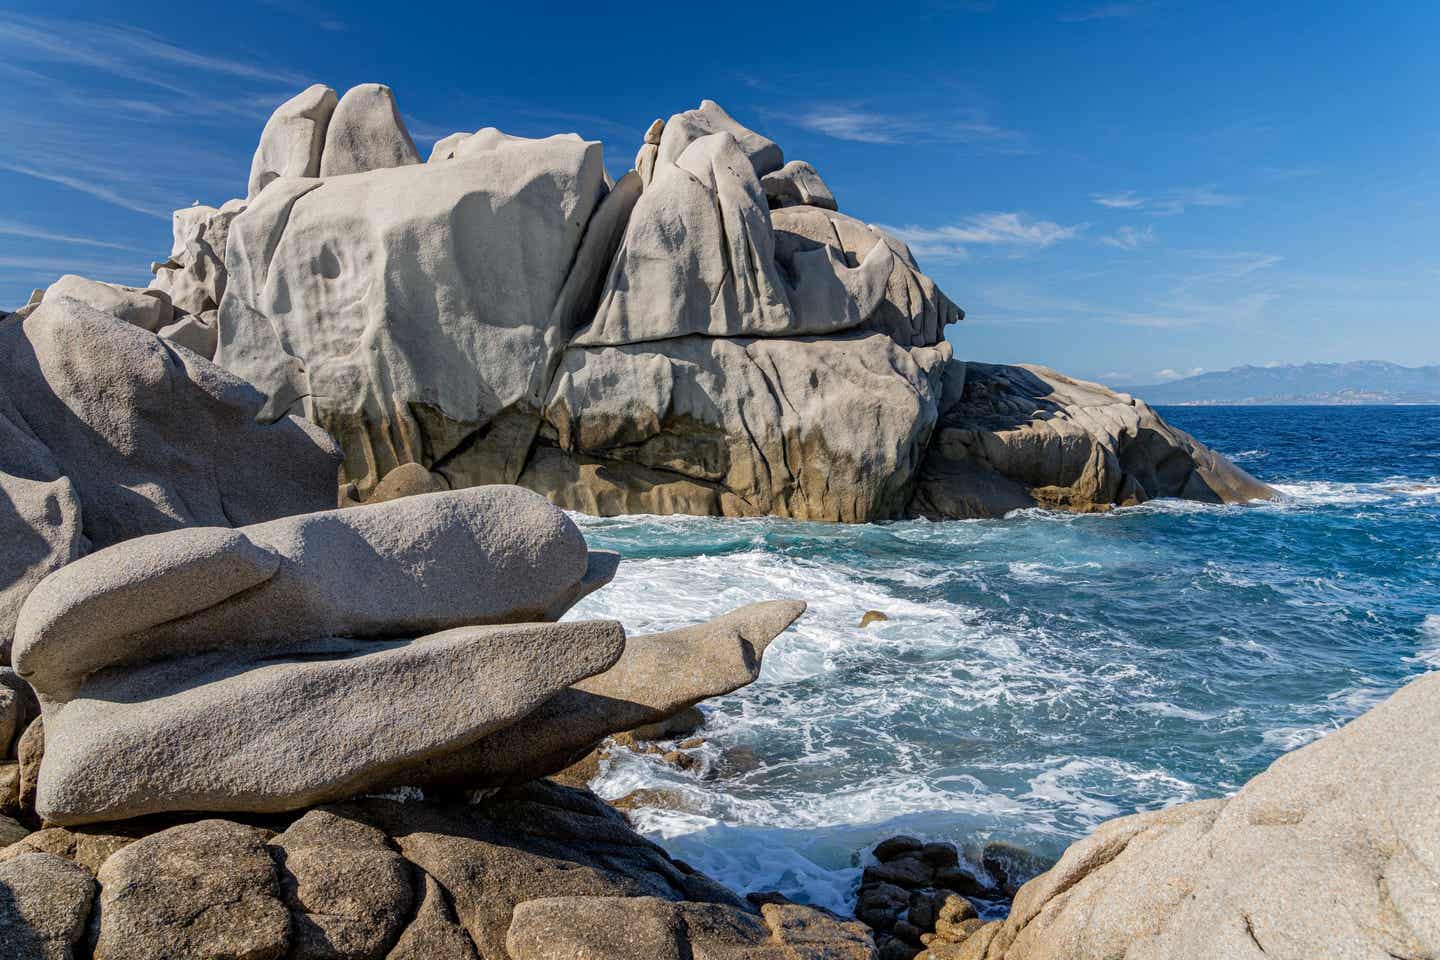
<box><xmin>0</xmin><ymin>298</ymin><xmax>341</xmax><ymax>662</ymax></box>
<box><xmin>0</xmin><ymin>815</ymin><xmax>27</xmax><ymax>847</ymax></box>
<box><xmin>218</xmin><ymin>131</ymin><xmax>607</xmax><ymax>497</ymax></box>
<box><xmin>0</xmin><ymin>763</ymin><xmax>19</xmax><ymax>817</ymax></box>
<box><xmin>761</xmin><ymin>159</ymin><xmax>837</xmax><ymax>210</ymax></box>
<box><xmin>528</xmin><ymin>334</ymin><xmax>949</xmax><ymax>521</ymax></box>
<box><xmin>150</xmin><ymin>199</ymin><xmax>247</xmax><ymax>336</ymax></box>
<box><xmin>655</xmin><ymin>99</ymin><xmax>783</xmax><ymax>176</ymax></box>
<box><xmin>770</xmin><ymin>205</ymin><xmax>962</xmax><ymax>348</ymax></box>
<box><xmin>909</xmin><ymin>362</ymin><xmax>1275</xmax><ymax>519</ymax></box>
<box><xmin>575</xmin><ymin>132</ymin><xmax>892</xmax><ymax>346</ymax></box>
<box><xmin>318</xmin><ymin>83</ymin><xmax>420</xmax><ymax>178</ymax></box>
<box><xmin>363</xmin><ymin>462</ymin><xmax>449</xmax><ymax>503</ymax></box>
<box><xmin>270</xmin><ymin>809</ymin><xmax>413</xmax><ymax>960</ymax></box>
<box><xmin>958</xmin><ymin>670</ymin><xmax>1440</xmax><ymax>960</ymax></box>
<box><xmin>394</xmin><ymin>600</ymin><xmax>804</xmax><ymax>790</ymax></box>
<box><xmin>507</xmin><ymin>896</ymin><xmax>876</xmax><ymax>959</ymax></box>
<box><xmin>0</xmin><ymin>852</ymin><xmax>95</xmax><ymax>960</ymax></box>
<box><xmin>248</xmin><ymin>83</ymin><xmax>337</xmax><ymax>198</ymax></box>
<box><xmin>358</xmin><ymin>783</ymin><xmax>749</xmax><ymax>960</ymax></box>
<box><xmin>43</xmin><ymin>275</ymin><xmax>172</xmax><ymax>332</ymax></box>
<box><xmin>0</xmin><ymin>822</ymin><xmax>145</xmax><ymax>874</ymax></box>
<box><xmin>1</xmin><ymin>669</ymin><xmax>38</xmax><ymax>756</ymax></box>
<box><xmin>94</xmin><ymin>820</ymin><xmax>290</xmax><ymax>960</ymax></box>
<box><xmin>384</xmin><ymin>874</ymin><xmax>477</xmax><ymax>960</ymax></box>
<box><xmin>16</xmin><ymin>719</ymin><xmax>40</xmax><ymax>818</ymax></box>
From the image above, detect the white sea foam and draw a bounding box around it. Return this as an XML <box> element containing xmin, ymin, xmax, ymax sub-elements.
<box><xmin>1415</xmin><ymin>615</ymin><xmax>1440</xmax><ymax>667</ymax></box>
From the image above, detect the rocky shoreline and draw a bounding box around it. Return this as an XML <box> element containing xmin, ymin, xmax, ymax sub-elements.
<box><xmin>1</xmin><ymin>86</ymin><xmax>1428</xmax><ymax>960</ymax></box>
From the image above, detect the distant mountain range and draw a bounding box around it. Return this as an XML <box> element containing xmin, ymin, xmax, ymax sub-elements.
<box><xmin>1121</xmin><ymin>361</ymin><xmax>1440</xmax><ymax>405</ymax></box>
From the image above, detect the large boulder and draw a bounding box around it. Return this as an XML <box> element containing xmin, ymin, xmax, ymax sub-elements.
<box><xmin>0</xmin><ymin>298</ymin><xmax>340</xmax><ymax>663</ymax></box>
<box><xmin>14</xmin><ymin>487</ymin><xmax>626</xmax><ymax>824</ymax></box>
<box><xmin>390</xmin><ymin>600</ymin><xmax>806</xmax><ymax>790</ymax></box>
<box><xmin>0</xmin><ymin>783</ymin><xmax>874</xmax><ymax>960</ymax></box>
<box><xmin>573</xmin><ymin>131</ymin><xmax>894</xmax><ymax>347</ymax></box>
<box><xmin>217</xmin><ymin>131</ymin><xmax>609</xmax><ymax>498</ymax></box>
<box><xmin>771</xmin><ymin>205</ymin><xmax>963</xmax><ymax>348</ymax></box>
<box><xmin>318</xmin><ymin>83</ymin><xmax>421</xmax><ymax>178</ymax></box>
<box><xmin>42</xmin><ymin>274</ymin><xmax>171</xmax><ymax>332</ymax></box>
<box><xmin>248</xmin><ymin>83</ymin><xmax>338</xmax><ymax>198</ymax></box>
<box><xmin>524</xmin><ymin>333</ymin><xmax>950</xmax><ymax>521</ymax></box>
<box><xmin>655</xmin><ymin>99</ymin><xmax>784</xmax><ymax>177</ymax></box>
<box><xmin>909</xmin><ymin>362</ymin><xmax>1274</xmax><ymax>519</ymax></box>
<box><xmin>944</xmin><ymin>670</ymin><xmax>1440</xmax><ymax>960</ymax></box>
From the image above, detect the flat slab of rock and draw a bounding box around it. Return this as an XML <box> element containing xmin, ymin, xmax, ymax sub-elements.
<box><xmin>393</xmin><ymin>600</ymin><xmax>805</xmax><ymax>790</ymax></box>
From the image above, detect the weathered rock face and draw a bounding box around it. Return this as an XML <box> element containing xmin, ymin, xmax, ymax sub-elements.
<box><xmin>0</xmin><ymin>298</ymin><xmax>340</xmax><ymax>663</ymax></box>
<box><xmin>12</xmin><ymin>485</ymin><xmax>628</xmax><ymax>823</ymax></box>
<box><xmin>574</xmin><ymin>131</ymin><xmax>895</xmax><ymax>346</ymax></box>
<box><xmin>943</xmin><ymin>670</ymin><xmax>1440</xmax><ymax>960</ymax></box>
<box><xmin>909</xmin><ymin>362</ymin><xmax>1275</xmax><ymax>519</ymax></box>
<box><xmin>248</xmin><ymin>83</ymin><xmax>338</xmax><ymax>198</ymax></box>
<box><xmin>527</xmin><ymin>333</ymin><xmax>950</xmax><ymax>521</ymax></box>
<box><xmin>0</xmin><ymin>783</ymin><xmax>877</xmax><ymax>960</ymax></box>
<box><xmin>318</xmin><ymin>83</ymin><xmax>421</xmax><ymax>178</ymax></box>
<box><xmin>393</xmin><ymin>600</ymin><xmax>805</xmax><ymax>790</ymax></box>
<box><xmin>218</xmin><ymin>131</ymin><xmax>608</xmax><ymax>497</ymax></box>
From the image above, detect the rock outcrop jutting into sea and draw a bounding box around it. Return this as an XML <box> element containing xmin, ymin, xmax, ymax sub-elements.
<box><xmin>2</xmin><ymin>83</ymin><xmax>1270</xmax><ymax>521</ymax></box>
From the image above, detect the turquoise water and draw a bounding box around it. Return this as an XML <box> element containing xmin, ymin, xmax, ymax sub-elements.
<box><xmin>565</xmin><ymin>405</ymin><xmax>1440</xmax><ymax>912</ymax></box>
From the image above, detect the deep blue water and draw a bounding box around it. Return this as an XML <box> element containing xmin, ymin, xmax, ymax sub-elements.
<box><xmin>565</xmin><ymin>406</ymin><xmax>1440</xmax><ymax>911</ymax></box>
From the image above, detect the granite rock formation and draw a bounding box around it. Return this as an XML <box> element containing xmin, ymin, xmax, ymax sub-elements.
<box><xmin>910</xmin><ymin>363</ymin><xmax>1276</xmax><ymax>519</ymax></box>
<box><xmin>0</xmin><ymin>297</ymin><xmax>341</xmax><ymax>664</ymax></box>
<box><xmin>0</xmin><ymin>781</ymin><xmax>877</xmax><ymax>960</ymax></box>
<box><xmin>187</xmin><ymin>86</ymin><xmax>1268</xmax><ymax>517</ymax></box>
<box><xmin>916</xmin><ymin>669</ymin><xmax>1440</xmax><ymax>959</ymax></box>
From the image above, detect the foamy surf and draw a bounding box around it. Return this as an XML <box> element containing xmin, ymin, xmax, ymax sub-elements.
<box><xmin>561</xmin><ymin>406</ymin><xmax>1440</xmax><ymax>912</ymax></box>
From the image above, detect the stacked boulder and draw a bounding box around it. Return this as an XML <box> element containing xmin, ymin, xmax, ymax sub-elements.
<box><xmin>0</xmin><ymin>298</ymin><xmax>866</xmax><ymax>957</ymax></box>
<box><xmin>7</xmin><ymin>88</ymin><xmax>1272</xmax><ymax>520</ymax></box>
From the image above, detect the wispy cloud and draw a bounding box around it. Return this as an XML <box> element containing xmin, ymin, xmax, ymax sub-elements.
<box><xmin>0</xmin><ymin>162</ymin><xmax>172</xmax><ymax>220</ymax></box>
<box><xmin>0</xmin><ymin>218</ymin><xmax>140</xmax><ymax>250</ymax></box>
<box><xmin>880</xmin><ymin>213</ymin><xmax>1084</xmax><ymax>260</ymax></box>
<box><xmin>1149</xmin><ymin>186</ymin><xmax>1242</xmax><ymax>216</ymax></box>
<box><xmin>0</xmin><ymin>15</ymin><xmax>305</xmax><ymax>89</ymax></box>
<box><xmin>1091</xmin><ymin>190</ymin><xmax>1145</xmax><ymax>209</ymax></box>
<box><xmin>1058</xmin><ymin>3</ymin><xmax>1146</xmax><ymax>22</ymax></box>
<box><xmin>1101</xmin><ymin>225</ymin><xmax>1156</xmax><ymax>250</ymax></box>
<box><xmin>791</xmin><ymin>105</ymin><xmax>1027</xmax><ymax>150</ymax></box>
<box><xmin>0</xmin><ymin>254</ymin><xmax>149</xmax><ymax>284</ymax></box>
<box><xmin>1090</xmin><ymin>187</ymin><xmax>1243</xmax><ymax>216</ymax></box>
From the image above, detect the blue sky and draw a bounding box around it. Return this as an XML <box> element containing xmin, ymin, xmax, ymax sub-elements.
<box><xmin>1</xmin><ymin>1</ymin><xmax>1436</xmax><ymax>384</ymax></box>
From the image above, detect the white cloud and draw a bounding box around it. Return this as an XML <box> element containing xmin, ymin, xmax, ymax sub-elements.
<box><xmin>0</xmin><ymin>15</ymin><xmax>305</xmax><ymax>89</ymax></box>
<box><xmin>1148</xmin><ymin>186</ymin><xmax>1243</xmax><ymax>216</ymax></box>
<box><xmin>792</xmin><ymin>106</ymin><xmax>1026</xmax><ymax>150</ymax></box>
<box><xmin>0</xmin><ymin>161</ymin><xmax>172</xmax><ymax>220</ymax></box>
<box><xmin>0</xmin><ymin>218</ymin><xmax>139</xmax><ymax>250</ymax></box>
<box><xmin>1091</xmin><ymin>190</ymin><xmax>1145</xmax><ymax>209</ymax></box>
<box><xmin>879</xmin><ymin>212</ymin><xmax>1084</xmax><ymax>260</ymax></box>
<box><xmin>1154</xmin><ymin>367</ymin><xmax>1205</xmax><ymax>381</ymax></box>
<box><xmin>1101</xmin><ymin>225</ymin><xmax>1156</xmax><ymax>250</ymax></box>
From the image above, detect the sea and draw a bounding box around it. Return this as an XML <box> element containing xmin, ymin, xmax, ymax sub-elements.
<box><xmin>564</xmin><ymin>405</ymin><xmax>1440</xmax><ymax>914</ymax></box>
